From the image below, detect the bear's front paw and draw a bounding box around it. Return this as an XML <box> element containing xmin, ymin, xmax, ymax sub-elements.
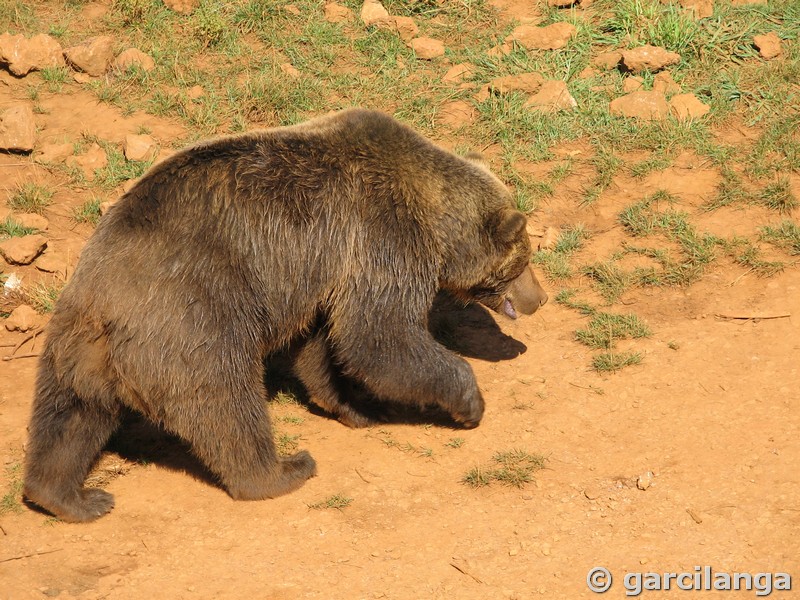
<box><xmin>451</xmin><ymin>387</ymin><xmax>484</xmax><ymax>429</ymax></box>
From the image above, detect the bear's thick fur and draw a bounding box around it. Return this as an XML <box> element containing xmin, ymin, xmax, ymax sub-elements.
<box><xmin>24</xmin><ymin>108</ymin><xmax>545</xmax><ymax>522</ymax></box>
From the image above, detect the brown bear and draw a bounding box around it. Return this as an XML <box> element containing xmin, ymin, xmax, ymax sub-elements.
<box><xmin>23</xmin><ymin>108</ymin><xmax>546</xmax><ymax>522</ymax></box>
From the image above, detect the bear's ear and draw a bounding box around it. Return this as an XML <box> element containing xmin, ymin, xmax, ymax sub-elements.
<box><xmin>494</xmin><ymin>209</ymin><xmax>527</xmax><ymax>244</ymax></box>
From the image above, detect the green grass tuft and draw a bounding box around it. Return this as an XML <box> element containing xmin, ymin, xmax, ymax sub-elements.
<box><xmin>463</xmin><ymin>449</ymin><xmax>546</xmax><ymax>489</ymax></box>
<box><xmin>575</xmin><ymin>312</ymin><xmax>651</xmax><ymax>350</ymax></box>
<box><xmin>592</xmin><ymin>351</ymin><xmax>643</xmax><ymax>373</ymax></box>
<box><xmin>308</xmin><ymin>494</ymin><xmax>353</xmax><ymax>510</ymax></box>
<box><xmin>8</xmin><ymin>182</ymin><xmax>55</xmax><ymax>215</ymax></box>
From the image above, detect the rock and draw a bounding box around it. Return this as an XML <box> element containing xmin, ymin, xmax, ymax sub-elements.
<box><xmin>0</xmin><ymin>104</ymin><xmax>36</xmax><ymax>153</ymax></box>
<box><xmin>113</xmin><ymin>48</ymin><xmax>155</xmax><ymax>72</ymax></box>
<box><xmin>64</xmin><ymin>36</ymin><xmax>115</xmax><ymax>77</ymax></box>
<box><xmin>583</xmin><ymin>485</ymin><xmax>602</xmax><ymax>500</ymax></box>
<box><xmin>669</xmin><ymin>93</ymin><xmax>710</xmax><ymax>120</ymax></box>
<box><xmin>507</xmin><ymin>22</ymin><xmax>576</xmax><ymax>50</ymax></box>
<box><xmin>187</xmin><ymin>85</ymin><xmax>205</xmax><ymax>99</ymax></box>
<box><xmin>0</xmin><ymin>234</ymin><xmax>47</xmax><ymax>265</ymax></box>
<box><xmin>679</xmin><ymin>0</ymin><xmax>713</xmax><ymax>19</ymax></box>
<box><xmin>538</xmin><ymin>226</ymin><xmax>560</xmax><ymax>251</ymax></box>
<box><xmin>4</xmin><ymin>304</ymin><xmax>42</xmax><ymax>332</ymax></box>
<box><xmin>393</xmin><ymin>16</ymin><xmax>418</xmax><ymax>43</ymax></box>
<box><xmin>489</xmin><ymin>72</ymin><xmax>544</xmax><ymax>95</ymax></box>
<box><xmin>652</xmin><ymin>71</ymin><xmax>681</xmax><ymax>95</ymax></box>
<box><xmin>623</xmin><ymin>76</ymin><xmax>644</xmax><ymax>93</ymax></box>
<box><xmin>621</xmin><ymin>45</ymin><xmax>681</xmax><ymax>74</ymax></box>
<box><xmin>34</xmin><ymin>252</ymin><xmax>68</xmax><ymax>277</ymax></box>
<box><xmin>636</xmin><ymin>472</ymin><xmax>654</xmax><ymax>490</ymax></box>
<box><xmin>279</xmin><ymin>63</ymin><xmax>301</xmax><ymax>78</ymax></box>
<box><xmin>577</xmin><ymin>66</ymin><xmax>599</xmax><ymax>79</ymax></box>
<box><xmin>283</xmin><ymin>4</ymin><xmax>301</xmax><ymax>16</ymax></box>
<box><xmin>324</xmin><ymin>2</ymin><xmax>353</xmax><ymax>23</ymax></box>
<box><xmin>610</xmin><ymin>91</ymin><xmax>669</xmax><ymax>121</ymax></box>
<box><xmin>163</xmin><ymin>0</ymin><xmax>198</xmax><ymax>14</ymax></box>
<box><xmin>360</xmin><ymin>0</ymin><xmax>392</xmax><ymax>28</ymax></box>
<box><xmin>35</xmin><ymin>142</ymin><xmax>74</xmax><ymax>164</ymax></box>
<box><xmin>487</xmin><ymin>43</ymin><xmax>513</xmax><ymax>58</ymax></box>
<box><xmin>66</xmin><ymin>143</ymin><xmax>108</xmax><ymax>181</ymax></box>
<box><xmin>410</xmin><ymin>37</ymin><xmax>445</xmax><ymax>60</ymax></box>
<box><xmin>548</xmin><ymin>0</ymin><xmax>577</xmax><ymax>6</ymax></box>
<box><xmin>754</xmin><ymin>32</ymin><xmax>782</xmax><ymax>60</ymax></box>
<box><xmin>123</xmin><ymin>134</ymin><xmax>158</xmax><ymax>162</ymax></box>
<box><xmin>443</xmin><ymin>63</ymin><xmax>475</xmax><ymax>84</ymax></box>
<box><xmin>438</xmin><ymin>100</ymin><xmax>476</xmax><ymax>129</ymax></box>
<box><xmin>524</xmin><ymin>80</ymin><xmax>576</xmax><ymax>113</ymax></box>
<box><xmin>593</xmin><ymin>50</ymin><xmax>622</xmax><ymax>70</ymax></box>
<box><xmin>73</xmin><ymin>72</ymin><xmax>92</xmax><ymax>84</ymax></box>
<box><xmin>0</xmin><ymin>33</ymin><xmax>65</xmax><ymax>76</ymax></box>
<box><xmin>11</xmin><ymin>213</ymin><xmax>48</xmax><ymax>231</ymax></box>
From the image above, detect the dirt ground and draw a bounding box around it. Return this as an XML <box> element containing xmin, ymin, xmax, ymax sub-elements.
<box><xmin>2</xmin><ymin>2</ymin><xmax>800</xmax><ymax>599</ymax></box>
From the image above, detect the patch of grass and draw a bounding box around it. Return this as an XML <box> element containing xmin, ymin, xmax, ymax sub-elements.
<box><xmin>582</xmin><ymin>146</ymin><xmax>624</xmax><ymax>205</ymax></box>
<box><xmin>40</xmin><ymin>66</ymin><xmax>70</xmax><ymax>93</ymax></box>
<box><xmin>24</xmin><ymin>282</ymin><xmax>64</xmax><ymax>314</ymax></box>
<box><xmin>629</xmin><ymin>153</ymin><xmax>673</xmax><ymax>178</ymax></box>
<box><xmin>758</xmin><ymin>177</ymin><xmax>797</xmax><ymax>214</ymax></box>
<box><xmin>446</xmin><ymin>437</ymin><xmax>465</xmax><ymax>449</ymax></box>
<box><xmin>592</xmin><ymin>351</ymin><xmax>643</xmax><ymax>373</ymax></box>
<box><xmin>72</xmin><ymin>198</ymin><xmax>102</xmax><ymax>226</ymax></box>
<box><xmin>0</xmin><ymin>463</ymin><xmax>24</xmax><ymax>515</ymax></box>
<box><xmin>276</xmin><ymin>433</ymin><xmax>300</xmax><ymax>456</ymax></box>
<box><xmin>554</xmin><ymin>289</ymin><xmax>596</xmax><ymax>316</ymax></box>
<box><xmin>463</xmin><ymin>449</ymin><xmax>546</xmax><ymax>489</ymax></box>
<box><xmin>7</xmin><ymin>182</ymin><xmax>55</xmax><ymax>215</ymax></box>
<box><xmin>92</xmin><ymin>142</ymin><xmax>153</xmax><ymax>190</ymax></box>
<box><xmin>277</xmin><ymin>415</ymin><xmax>305</xmax><ymax>425</ymax></box>
<box><xmin>0</xmin><ymin>217</ymin><xmax>37</xmax><ymax>239</ymax></box>
<box><xmin>531</xmin><ymin>225</ymin><xmax>589</xmax><ymax>280</ymax></box>
<box><xmin>376</xmin><ymin>430</ymin><xmax>433</xmax><ymax>458</ymax></box>
<box><xmin>308</xmin><ymin>494</ymin><xmax>353</xmax><ymax>510</ymax></box>
<box><xmin>574</xmin><ymin>312</ymin><xmax>651</xmax><ymax>350</ymax></box>
<box><xmin>760</xmin><ymin>221</ymin><xmax>800</xmax><ymax>255</ymax></box>
<box><xmin>273</xmin><ymin>391</ymin><xmax>301</xmax><ymax>406</ymax></box>
<box><xmin>720</xmin><ymin>237</ymin><xmax>784</xmax><ymax>277</ymax></box>
<box><xmin>704</xmin><ymin>167</ymin><xmax>751</xmax><ymax>211</ymax></box>
<box><xmin>582</xmin><ymin>261</ymin><xmax>635</xmax><ymax>303</ymax></box>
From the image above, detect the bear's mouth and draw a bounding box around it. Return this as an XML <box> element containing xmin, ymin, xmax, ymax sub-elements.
<box><xmin>502</xmin><ymin>297</ymin><xmax>518</xmax><ymax>320</ymax></box>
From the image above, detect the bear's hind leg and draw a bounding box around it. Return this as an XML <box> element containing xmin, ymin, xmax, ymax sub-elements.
<box><xmin>24</xmin><ymin>369</ymin><xmax>121</xmax><ymax>522</ymax></box>
<box><xmin>169</xmin><ymin>383</ymin><xmax>317</xmax><ymax>501</ymax></box>
<box><xmin>294</xmin><ymin>332</ymin><xmax>375</xmax><ymax>428</ymax></box>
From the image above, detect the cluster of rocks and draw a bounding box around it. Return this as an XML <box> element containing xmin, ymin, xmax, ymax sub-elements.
<box><xmin>0</xmin><ymin>32</ymin><xmax>155</xmax><ymax>80</ymax></box>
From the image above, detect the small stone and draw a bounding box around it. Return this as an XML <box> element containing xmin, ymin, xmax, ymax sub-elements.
<box><xmin>393</xmin><ymin>16</ymin><xmax>418</xmax><ymax>43</ymax></box>
<box><xmin>548</xmin><ymin>0</ymin><xmax>576</xmax><ymax>6</ymax></box>
<box><xmin>577</xmin><ymin>66</ymin><xmax>599</xmax><ymax>79</ymax></box>
<box><xmin>35</xmin><ymin>252</ymin><xmax>68</xmax><ymax>277</ymax></box>
<box><xmin>669</xmin><ymin>93</ymin><xmax>710</xmax><ymax>120</ymax></box>
<box><xmin>438</xmin><ymin>100</ymin><xmax>476</xmax><ymax>129</ymax></box>
<box><xmin>187</xmin><ymin>85</ymin><xmax>205</xmax><ymax>99</ymax></box>
<box><xmin>753</xmin><ymin>32</ymin><xmax>782</xmax><ymax>60</ymax></box>
<box><xmin>123</xmin><ymin>134</ymin><xmax>158</xmax><ymax>162</ymax></box>
<box><xmin>0</xmin><ymin>234</ymin><xmax>48</xmax><ymax>266</ymax></box>
<box><xmin>5</xmin><ymin>304</ymin><xmax>42</xmax><ymax>332</ymax></box>
<box><xmin>609</xmin><ymin>91</ymin><xmax>669</xmax><ymax>121</ymax></box>
<box><xmin>487</xmin><ymin>43</ymin><xmax>513</xmax><ymax>58</ymax></box>
<box><xmin>279</xmin><ymin>63</ymin><xmax>301</xmax><ymax>78</ymax></box>
<box><xmin>593</xmin><ymin>50</ymin><xmax>622</xmax><ymax>70</ymax></box>
<box><xmin>163</xmin><ymin>0</ymin><xmax>198</xmax><ymax>14</ymax></box>
<box><xmin>324</xmin><ymin>2</ymin><xmax>353</xmax><ymax>23</ymax></box>
<box><xmin>283</xmin><ymin>4</ymin><xmax>301</xmax><ymax>15</ymax></box>
<box><xmin>489</xmin><ymin>72</ymin><xmax>544</xmax><ymax>95</ymax></box>
<box><xmin>507</xmin><ymin>22</ymin><xmax>576</xmax><ymax>50</ymax></box>
<box><xmin>0</xmin><ymin>33</ymin><xmax>65</xmax><ymax>76</ymax></box>
<box><xmin>73</xmin><ymin>72</ymin><xmax>92</xmax><ymax>84</ymax></box>
<box><xmin>443</xmin><ymin>63</ymin><xmax>475</xmax><ymax>84</ymax></box>
<box><xmin>623</xmin><ymin>76</ymin><xmax>644</xmax><ymax>92</ymax></box>
<box><xmin>360</xmin><ymin>0</ymin><xmax>392</xmax><ymax>28</ymax></box>
<box><xmin>583</xmin><ymin>486</ymin><xmax>602</xmax><ymax>500</ymax></box>
<box><xmin>66</xmin><ymin>143</ymin><xmax>108</xmax><ymax>181</ymax></box>
<box><xmin>538</xmin><ymin>226</ymin><xmax>560</xmax><ymax>251</ymax></box>
<box><xmin>652</xmin><ymin>71</ymin><xmax>681</xmax><ymax>95</ymax></box>
<box><xmin>0</xmin><ymin>104</ymin><xmax>36</xmax><ymax>153</ymax></box>
<box><xmin>35</xmin><ymin>142</ymin><xmax>74</xmax><ymax>164</ymax></box>
<box><xmin>113</xmin><ymin>48</ymin><xmax>155</xmax><ymax>72</ymax></box>
<box><xmin>679</xmin><ymin>0</ymin><xmax>713</xmax><ymax>19</ymax></box>
<box><xmin>64</xmin><ymin>36</ymin><xmax>116</xmax><ymax>77</ymax></box>
<box><xmin>11</xmin><ymin>213</ymin><xmax>48</xmax><ymax>231</ymax></box>
<box><xmin>410</xmin><ymin>37</ymin><xmax>445</xmax><ymax>60</ymax></box>
<box><xmin>621</xmin><ymin>45</ymin><xmax>681</xmax><ymax>74</ymax></box>
<box><xmin>524</xmin><ymin>80</ymin><xmax>577</xmax><ymax>113</ymax></box>
<box><xmin>636</xmin><ymin>472</ymin><xmax>654</xmax><ymax>490</ymax></box>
